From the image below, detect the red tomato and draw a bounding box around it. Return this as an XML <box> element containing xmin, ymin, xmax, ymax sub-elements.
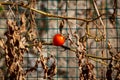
<box><xmin>53</xmin><ymin>34</ymin><xmax>65</xmax><ymax>46</ymax></box>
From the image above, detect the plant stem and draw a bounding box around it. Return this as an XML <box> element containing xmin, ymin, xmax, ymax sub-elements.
<box><xmin>0</xmin><ymin>1</ymin><xmax>106</xmax><ymax>22</ymax></box>
<box><xmin>42</xmin><ymin>42</ymin><xmax>111</xmax><ymax>60</ymax></box>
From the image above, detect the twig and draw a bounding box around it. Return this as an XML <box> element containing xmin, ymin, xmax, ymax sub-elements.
<box><xmin>0</xmin><ymin>2</ymin><xmax>89</xmax><ymax>22</ymax></box>
<box><xmin>92</xmin><ymin>0</ymin><xmax>106</xmax><ymax>36</ymax></box>
<box><xmin>89</xmin><ymin>57</ymin><xmax>108</xmax><ymax>66</ymax></box>
<box><xmin>42</xmin><ymin>42</ymin><xmax>112</xmax><ymax>60</ymax></box>
<box><xmin>0</xmin><ymin>1</ymin><xmax>108</xmax><ymax>22</ymax></box>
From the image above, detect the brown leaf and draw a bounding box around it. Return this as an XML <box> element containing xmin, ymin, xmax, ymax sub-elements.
<box><xmin>47</xmin><ymin>62</ymin><xmax>57</xmax><ymax>77</ymax></box>
<box><xmin>59</xmin><ymin>20</ymin><xmax>64</xmax><ymax>34</ymax></box>
<box><xmin>0</xmin><ymin>39</ymin><xmax>5</xmax><ymax>49</ymax></box>
<box><xmin>67</xmin><ymin>33</ymin><xmax>74</xmax><ymax>46</ymax></box>
<box><xmin>37</xmin><ymin>42</ymin><xmax>42</xmax><ymax>52</ymax></box>
<box><xmin>19</xmin><ymin>41</ymin><xmax>25</xmax><ymax>49</ymax></box>
<box><xmin>20</xmin><ymin>14</ymin><xmax>26</xmax><ymax>33</ymax></box>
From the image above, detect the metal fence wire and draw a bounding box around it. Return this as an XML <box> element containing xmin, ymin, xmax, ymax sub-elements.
<box><xmin>0</xmin><ymin>0</ymin><xmax>120</xmax><ymax>80</ymax></box>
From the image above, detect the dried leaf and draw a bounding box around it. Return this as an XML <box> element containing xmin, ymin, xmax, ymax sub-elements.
<box><xmin>67</xmin><ymin>33</ymin><xmax>74</xmax><ymax>46</ymax></box>
<box><xmin>37</xmin><ymin>42</ymin><xmax>42</xmax><ymax>52</ymax></box>
<box><xmin>47</xmin><ymin>62</ymin><xmax>57</xmax><ymax>78</ymax></box>
<box><xmin>0</xmin><ymin>39</ymin><xmax>5</xmax><ymax>49</ymax></box>
<box><xmin>20</xmin><ymin>13</ymin><xmax>26</xmax><ymax>33</ymax></box>
<box><xmin>59</xmin><ymin>20</ymin><xmax>64</xmax><ymax>34</ymax></box>
<box><xmin>19</xmin><ymin>41</ymin><xmax>25</xmax><ymax>49</ymax></box>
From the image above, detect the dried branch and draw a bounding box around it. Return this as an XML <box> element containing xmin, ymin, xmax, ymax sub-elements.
<box><xmin>42</xmin><ymin>42</ymin><xmax>112</xmax><ymax>60</ymax></box>
<box><xmin>92</xmin><ymin>0</ymin><xmax>106</xmax><ymax>36</ymax></box>
<box><xmin>0</xmin><ymin>1</ymin><xmax>108</xmax><ymax>22</ymax></box>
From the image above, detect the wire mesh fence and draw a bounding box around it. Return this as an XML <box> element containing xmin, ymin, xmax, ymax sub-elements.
<box><xmin>0</xmin><ymin>0</ymin><xmax>120</xmax><ymax>80</ymax></box>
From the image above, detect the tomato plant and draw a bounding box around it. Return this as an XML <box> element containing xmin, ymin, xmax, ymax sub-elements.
<box><xmin>53</xmin><ymin>34</ymin><xmax>65</xmax><ymax>46</ymax></box>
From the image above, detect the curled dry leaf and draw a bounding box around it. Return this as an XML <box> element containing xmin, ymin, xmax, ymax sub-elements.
<box><xmin>59</xmin><ymin>19</ymin><xmax>64</xmax><ymax>34</ymax></box>
<box><xmin>33</xmin><ymin>39</ymin><xmax>42</xmax><ymax>53</ymax></box>
<box><xmin>40</xmin><ymin>55</ymin><xmax>48</xmax><ymax>79</ymax></box>
<box><xmin>48</xmin><ymin>63</ymin><xmax>57</xmax><ymax>79</ymax></box>
<box><xmin>36</xmin><ymin>42</ymin><xmax>42</xmax><ymax>52</ymax></box>
<box><xmin>0</xmin><ymin>39</ymin><xmax>5</xmax><ymax>49</ymax></box>
<box><xmin>80</xmin><ymin>62</ymin><xmax>96</xmax><ymax>80</ymax></box>
<box><xmin>73</xmin><ymin>32</ymin><xmax>80</xmax><ymax>46</ymax></box>
<box><xmin>106</xmin><ymin>63</ymin><xmax>113</xmax><ymax>80</ymax></box>
<box><xmin>20</xmin><ymin>13</ymin><xmax>26</xmax><ymax>33</ymax></box>
<box><xmin>67</xmin><ymin>33</ymin><xmax>74</xmax><ymax>46</ymax></box>
<box><xmin>73</xmin><ymin>32</ymin><xmax>85</xmax><ymax>53</ymax></box>
<box><xmin>107</xmin><ymin>41</ymin><xmax>112</xmax><ymax>50</ymax></box>
<box><xmin>114</xmin><ymin>52</ymin><xmax>120</xmax><ymax>60</ymax></box>
<box><xmin>27</xmin><ymin>29</ymin><xmax>37</xmax><ymax>41</ymax></box>
<box><xmin>114</xmin><ymin>63</ymin><xmax>120</xmax><ymax>71</ymax></box>
<box><xmin>47</xmin><ymin>56</ymin><xmax>57</xmax><ymax>78</ymax></box>
<box><xmin>19</xmin><ymin>40</ymin><xmax>25</xmax><ymax>49</ymax></box>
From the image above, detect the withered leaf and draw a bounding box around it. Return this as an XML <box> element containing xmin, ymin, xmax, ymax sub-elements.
<box><xmin>20</xmin><ymin>13</ymin><xmax>26</xmax><ymax>33</ymax></box>
<box><xmin>67</xmin><ymin>33</ymin><xmax>74</xmax><ymax>46</ymax></box>
<box><xmin>19</xmin><ymin>40</ymin><xmax>25</xmax><ymax>49</ymax></box>
<box><xmin>47</xmin><ymin>62</ymin><xmax>57</xmax><ymax>77</ymax></box>
<box><xmin>37</xmin><ymin>42</ymin><xmax>42</xmax><ymax>52</ymax></box>
<box><xmin>21</xmin><ymin>13</ymin><xmax>26</xmax><ymax>26</ymax></box>
<box><xmin>0</xmin><ymin>39</ymin><xmax>5</xmax><ymax>49</ymax></box>
<box><xmin>59</xmin><ymin>20</ymin><xmax>64</xmax><ymax>34</ymax></box>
